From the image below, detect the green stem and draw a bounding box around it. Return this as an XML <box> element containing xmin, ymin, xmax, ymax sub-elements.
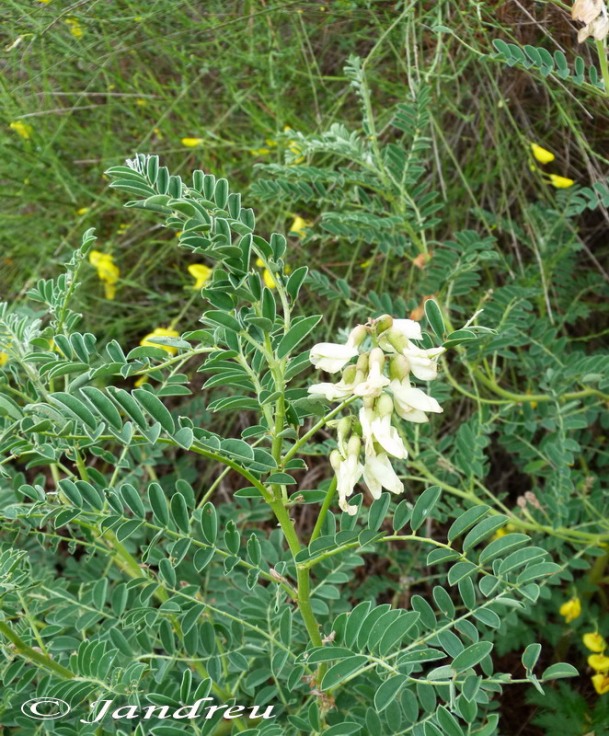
<box><xmin>268</xmin><ymin>498</ymin><xmax>323</xmax><ymax>649</ymax></box>
<box><xmin>310</xmin><ymin>476</ymin><xmax>337</xmax><ymax>543</ymax></box>
<box><xmin>0</xmin><ymin>621</ymin><xmax>75</xmax><ymax>679</ymax></box>
<box><xmin>596</xmin><ymin>38</ymin><xmax>609</xmax><ymax>97</ymax></box>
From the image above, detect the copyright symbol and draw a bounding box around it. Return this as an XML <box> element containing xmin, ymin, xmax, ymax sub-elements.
<box><xmin>21</xmin><ymin>698</ymin><xmax>70</xmax><ymax>720</ymax></box>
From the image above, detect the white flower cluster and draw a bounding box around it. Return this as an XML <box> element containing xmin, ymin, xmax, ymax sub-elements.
<box><xmin>308</xmin><ymin>316</ymin><xmax>445</xmax><ymax>515</ymax></box>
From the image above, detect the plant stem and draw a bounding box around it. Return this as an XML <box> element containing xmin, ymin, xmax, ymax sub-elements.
<box><xmin>310</xmin><ymin>476</ymin><xmax>337</xmax><ymax>543</ymax></box>
<box><xmin>268</xmin><ymin>498</ymin><xmax>323</xmax><ymax>649</ymax></box>
<box><xmin>596</xmin><ymin>39</ymin><xmax>609</xmax><ymax>96</ymax></box>
<box><xmin>0</xmin><ymin>621</ymin><xmax>75</xmax><ymax>679</ymax></box>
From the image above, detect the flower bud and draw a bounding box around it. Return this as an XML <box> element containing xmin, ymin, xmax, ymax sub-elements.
<box><xmin>368</xmin><ymin>347</ymin><xmax>385</xmax><ymax>372</ymax></box>
<box><xmin>346</xmin><ymin>324</ymin><xmax>368</xmax><ymax>348</ymax></box>
<box><xmin>375</xmin><ymin>314</ymin><xmax>394</xmax><ymax>335</ymax></box>
<box><xmin>330</xmin><ymin>449</ymin><xmax>343</xmax><ymax>470</ymax></box>
<box><xmin>356</xmin><ymin>352</ymin><xmax>369</xmax><ymax>374</ymax></box>
<box><xmin>375</xmin><ymin>392</ymin><xmax>394</xmax><ymax>417</ymax></box>
<box><xmin>347</xmin><ymin>435</ymin><xmax>361</xmax><ymax>458</ymax></box>
<box><xmin>337</xmin><ymin>416</ymin><xmax>352</xmax><ymax>456</ymax></box>
<box><xmin>390</xmin><ymin>355</ymin><xmax>409</xmax><ymax>380</ymax></box>
<box><xmin>342</xmin><ymin>364</ymin><xmax>357</xmax><ymax>384</ymax></box>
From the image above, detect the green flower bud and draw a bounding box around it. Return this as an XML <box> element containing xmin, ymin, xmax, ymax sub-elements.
<box><xmin>375</xmin><ymin>314</ymin><xmax>394</xmax><ymax>335</ymax></box>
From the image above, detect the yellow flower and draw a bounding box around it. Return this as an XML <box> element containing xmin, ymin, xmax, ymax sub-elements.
<box><xmin>65</xmin><ymin>17</ymin><xmax>83</xmax><ymax>39</ymax></box>
<box><xmin>589</xmin><ymin>654</ymin><xmax>609</xmax><ymax>672</ymax></box>
<box><xmin>188</xmin><ymin>264</ymin><xmax>212</xmax><ymax>290</ymax></box>
<box><xmin>9</xmin><ymin>121</ymin><xmax>33</xmax><ymax>140</ymax></box>
<box><xmin>256</xmin><ymin>258</ymin><xmax>276</xmax><ymax>289</ymax></box>
<box><xmin>89</xmin><ymin>250</ymin><xmax>119</xmax><ymax>300</ymax></box>
<box><xmin>584</xmin><ymin>632</ymin><xmax>607</xmax><ymax>653</ymax></box>
<box><xmin>136</xmin><ymin>98</ymin><xmax>147</xmax><ymax>107</ymax></box>
<box><xmin>181</xmin><ymin>137</ymin><xmax>204</xmax><ymax>148</ymax></box>
<box><xmin>37</xmin><ymin>0</ymin><xmax>52</xmax><ymax>3</ymax></box>
<box><xmin>289</xmin><ymin>216</ymin><xmax>312</xmax><ymax>237</ymax></box>
<box><xmin>530</xmin><ymin>143</ymin><xmax>555</xmax><ymax>164</ymax></box>
<box><xmin>592</xmin><ymin>673</ymin><xmax>609</xmax><ymax>695</ymax></box>
<box><xmin>0</xmin><ymin>352</ymin><xmax>8</xmax><ymax>367</ymax></box>
<box><xmin>140</xmin><ymin>327</ymin><xmax>180</xmax><ymax>355</ymax></box>
<box><xmin>559</xmin><ymin>596</ymin><xmax>582</xmax><ymax>623</ymax></box>
<box><xmin>548</xmin><ymin>174</ymin><xmax>575</xmax><ymax>189</ymax></box>
<box><xmin>76</xmin><ymin>207</ymin><xmax>90</xmax><ymax>215</ymax></box>
<box><xmin>491</xmin><ymin>522</ymin><xmax>517</xmax><ymax>541</ymax></box>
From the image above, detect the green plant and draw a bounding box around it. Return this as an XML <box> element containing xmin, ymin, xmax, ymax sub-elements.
<box><xmin>0</xmin><ymin>154</ymin><xmax>583</xmax><ymax>734</ymax></box>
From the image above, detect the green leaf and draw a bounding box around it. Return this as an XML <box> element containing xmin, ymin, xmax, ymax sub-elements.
<box><xmin>410</xmin><ymin>486</ymin><xmax>442</xmax><ymax>531</ymax></box>
<box><xmin>397</xmin><ymin>647</ymin><xmax>446</xmax><ymax>665</ymax></box>
<box><xmin>436</xmin><ymin>706</ymin><xmax>465</xmax><ymax>736</ymax></box>
<box><xmin>267</xmin><ymin>472</ymin><xmax>296</xmax><ymax>484</ymax></box>
<box><xmin>378</xmin><ymin>612</ymin><xmax>420</xmax><ymax>655</ymax></box>
<box><xmin>451</xmin><ymin>641</ymin><xmax>493</xmax><ymax>673</ymax></box>
<box><xmin>522</xmin><ymin>643</ymin><xmax>542</xmax><ymax>672</ymax></box>
<box><xmin>170</xmin><ymin>493</ymin><xmax>190</xmax><ymax>533</ymax></box>
<box><xmin>516</xmin><ymin>561</ymin><xmax>561</xmax><ymax>584</ymax></box>
<box><xmin>320</xmin><ymin>655</ymin><xmax>367</xmax><ymax>690</ymax></box>
<box><xmin>80</xmin><ymin>386</ymin><xmax>123</xmax><ymax>430</ymax></box>
<box><xmin>305</xmin><ymin>647</ymin><xmax>355</xmax><ymax>664</ymax></box>
<box><xmin>478</xmin><ymin>533</ymin><xmax>530</xmax><ymax>564</ymax></box>
<box><xmin>276</xmin><ymin>315</ymin><xmax>322</xmax><ymax>359</ymax></box>
<box><xmin>344</xmin><ymin>601</ymin><xmax>372</xmax><ymax>648</ymax></box>
<box><xmin>200</xmin><ymin>502</ymin><xmax>218</xmax><ymax>544</ymax></box>
<box><xmin>173</xmin><ymin>427</ymin><xmax>194</xmax><ymax>449</ymax></box>
<box><xmin>0</xmin><ymin>395</ymin><xmax>23</xmax><ymax>420</ymax></box>
<box><xmin>368</xmin><ymin>493</ymin><xmax>391</xmax><ymax>531</ymax></box>
<box><xmin>202</xmin><ymin>310</ymin><xmax>241</xmax><ymax>332</ymax></box>
<box><xmin>133</xmin><ymin>388</ymin><xmax>175</xmax><ymax>434</ymax></box>
<box><xmin>392</xmin><ymin>499</ymin><xmax>412</xmax><ymax>531</ymax></box>
<box><xmin>148</xmin><ymin>483</ymin><xmax>169</xmax><ymax>525</ymax></box>
<box><xmin>119</xmin><ymin>483</ymin><xmax>146</xmax><ymax>518</ymax></box>
<box><xmin>50</xmin><ymin>392</ymin><xmax>98</xmax><ymax>429</ymax></box>
<box><xmin>193</xmin><ymin>548</ymin><xmax>214</xmax><ymax>572</ymax></box>
<box><xmin>498</xmin><ymin>546</ymin><xmax>548</xmax><ymax>575</ymax></box>
<box><xmin>447</xmin><ymin>506</ymin><xmax>490</xmax><ymax>542</ymax></box>
<box><xmin>286</xmin><ymin>266</ymin><xmax>308</xmax><ymax>300</ymax></box>
<box><xmin>323</xmin><ymin>724</ymin><xmax>362</xmax><ymax>736</ymax></box>
<box><xmin>374</xmin><ymin>675</ymin><xmax>408</xmax><ymax>712</ymax></box>
<box><xmin>443</xmin><ymin>329</ymin><xmax>478</xmax><ymax>348</ymax></box>
<box><xmin>462</xmin><ymin>515</ymin><xmax>508</xmax><ymax>552</ymax></box>
<box><xmin>541</xmin><ymin>663</ymin><xmax>578</xmax><ymax>680</ymax></box>
<box><xmin>448</xmin><ymin>561</ymin><xmax>477</xmax><ymax>585</ymax></box>
<box><xmin>424</xmin><ymin>299</ymin><xmax>445</xmax><ymax>338</ymax></box>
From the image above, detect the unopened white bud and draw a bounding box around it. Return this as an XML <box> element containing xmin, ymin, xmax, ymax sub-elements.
<box><xmin>376</xmin><ymin>393</ymin><xmax>394</xmax><ymax>417</ymax></box>
<box><xmin>347</xmin><ymin>325</ymin><xmax>368</xmax><ymax>348</ymax></box>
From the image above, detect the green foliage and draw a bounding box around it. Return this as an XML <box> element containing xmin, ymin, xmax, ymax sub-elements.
<box><xmin>2</xmin><ymin>3</ymin><xmax>609</xmax><ymax>733</ymax></box>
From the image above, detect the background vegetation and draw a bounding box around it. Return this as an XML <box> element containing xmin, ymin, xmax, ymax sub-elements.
<box><xmin>1</xmin><ymin>1</ymin><xmax>609</xmax><ymax>734</ymax></box>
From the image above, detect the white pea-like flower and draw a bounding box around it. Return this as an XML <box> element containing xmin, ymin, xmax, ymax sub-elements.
<box><xmin>360</xmin><ymin>394</ymin><xmax>408</xmax><ymax>460</ymax></box>
<box><xmin>308</xmin><ymin>380</ymin><xmax>355</xmax><ymax>401</ymax></box>
<box><xmin>363</xmin><ymin>450</ymin><xmax>404</xmax><ymax>499</ymax></box>
<box><xmin>402</xmin><ymin>344</ymin><xmax>446</xmax><ymax>382</ymax></box>
<box><xmin>353</xmin><ymin>347</ymin><xmax>390</xmax><ymax>398</ymax></box>
<box><xmin>309</xmin><ymin>343</ymin><xmax>359</xmax><ymax>373</ymax></box>
<box><xmin>309</xmin><ymin>325</ymin><xmax>367</xmax><ymax>374</ymax></box>
<box><xmin>379</xmin><ymin>319</ymin><xmax>422</xmax><ymax>353</ymax></box>
<box><xmin>389</xmin><ymin>378</ymin><xmax>443</xmax><ymax>423</ymax></box>
<box><xmin>330</xmin><ymin>436</ymin><xmax>363</xmax><ymax>516</ymax></box>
